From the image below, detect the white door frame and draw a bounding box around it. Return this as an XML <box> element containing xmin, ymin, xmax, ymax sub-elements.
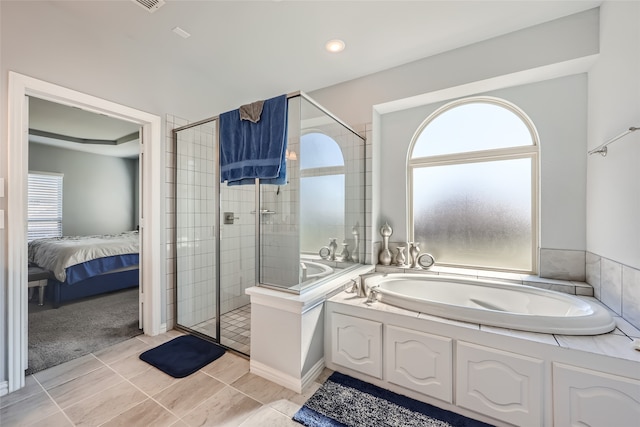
<box><xmin>7</xmin><ymin>72</ymin><xmax>163</xmax><ymax>393</ymax></box>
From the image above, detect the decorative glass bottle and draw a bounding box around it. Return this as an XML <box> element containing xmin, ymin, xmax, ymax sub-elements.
<box><xmin>378</xmin><ymin>222</ymin><xmax>393</xmax><ymax>265</ymax></box>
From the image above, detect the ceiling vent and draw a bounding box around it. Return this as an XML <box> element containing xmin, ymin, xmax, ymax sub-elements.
<box><xmin>131</xmin><ymin>0</ymin><xmax>165</xmax><ymax>13</ymax></box>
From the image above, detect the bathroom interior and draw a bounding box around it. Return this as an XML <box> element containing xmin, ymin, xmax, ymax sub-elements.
<box><xmin>1</xmin><ymin>1</ymin><xmax>639</xmax><ymax>425</ymax></box>
<box><xmin>168</xmin><ymin>62</ymin><xmax>640</xmax><ymax>427</ymax></box>
<box><xmin>166</xmin><ymin>7</ymin><xmax>640</xmax><ymax>425</ymax></box>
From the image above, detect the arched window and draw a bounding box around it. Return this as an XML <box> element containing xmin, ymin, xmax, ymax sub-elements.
<box><xmin>408</xmin><ymin>97</ymin><xmax>538</xmax><ymax>272</ymax></box>
<box><xmin>300</xmin><ymin>132</ymin><xmax>345</xmax><ymax>253</ymax></box>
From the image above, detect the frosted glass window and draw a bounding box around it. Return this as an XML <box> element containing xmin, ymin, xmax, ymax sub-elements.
<box><xmin>412</xmin><ymin>101</ymin><xmax>534</xmax><ymax>158</ymax></box>
<box><xmin>413</xmin><ymin>159</ymin><xmax>532</xmax><ymax>270</ymax></box>
<box><xmin>409</xmin><ymin>97</ymin><xmax>538</xmax><ymax>272</ymax></box>
<box><xmin>300</xmin><ymin>133</ymin><xmax>344</xmax><ymax>169</ymax></box>
<box><xmin>299</xmin><ymin>132</ymin><xmax>346</xmax><ymax>253</ymax></box>
<box><xmin>300</xmin><ymin>175</ymin><xmax>345</xmax><ymax>253</ymax></box>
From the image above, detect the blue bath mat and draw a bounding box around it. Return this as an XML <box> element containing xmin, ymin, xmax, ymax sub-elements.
<box><xmin>139</xmin><ymin>335</ymin><xmax>225</xmax><ymax>378</ymax></box>
<box><xmin>293</xmin><ymin>372</ymin><xmax>494</xmax><ymax>427</ymax></box>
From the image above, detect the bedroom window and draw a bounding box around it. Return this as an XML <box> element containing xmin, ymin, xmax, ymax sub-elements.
<box><xmin>408</xmin><ymin>97</ymin><xmax>538</xmax><ymax>273</ymax></box>
<box><xmin>28</xmin><ymin>172</ymin><xmax>63</xmax><ymax>241</ymax></box>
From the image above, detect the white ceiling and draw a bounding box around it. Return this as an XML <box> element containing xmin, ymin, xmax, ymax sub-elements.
<box><xmin>29</xmin><ymin>97</ymin><xmax>141</xmax><ymax>159</ymax></box>
<box><xmin>27</xmin><ymin>0</ymin><xmax>601</xmax><ymax>157</ymax></box>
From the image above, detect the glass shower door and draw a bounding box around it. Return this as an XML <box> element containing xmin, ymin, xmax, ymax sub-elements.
<box><xmin>174</xmin><ymin>122</ymin><xmax>219</xmax><ymax>341</ymax></box>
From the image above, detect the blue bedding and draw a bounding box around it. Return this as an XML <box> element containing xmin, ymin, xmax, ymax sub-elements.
<box><xmin>65</xmin><ymin>253</ymin><xmax>139</xmax><ymax>286</ymax></box>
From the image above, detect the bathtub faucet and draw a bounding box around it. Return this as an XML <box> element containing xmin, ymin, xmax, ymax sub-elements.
<box><xmin>366</xmin><ymin>285</ymin><xmax>380</xmax><ymax>304</ymax></box>
<box><xmin>357</xmin><ymin>271</ymin><xmax>387</xmax><ymax>298</ymax></box>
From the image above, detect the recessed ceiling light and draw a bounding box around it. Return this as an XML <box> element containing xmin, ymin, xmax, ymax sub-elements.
<box><xmin>172</xmin><ymin>26</ymin><xmax>191</xmax><ymax>39</ymax></box>
<box><xmin>325</xmin><ymin>39</ymin><xmax>345</xmax><ymax>53</ymax></box>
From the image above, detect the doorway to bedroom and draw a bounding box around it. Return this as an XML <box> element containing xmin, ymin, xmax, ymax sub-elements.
<box><xmin>25</xmin><ymin>96</ymin><xmax>143</xmax><ymax>374</ymax></box>
<box><xmin>7</xmin><ymin>71</ymin><xmax>163</xmax><ymax>394</ymax></box>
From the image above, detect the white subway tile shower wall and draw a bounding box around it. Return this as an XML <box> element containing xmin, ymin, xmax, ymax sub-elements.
<box><xmin>220</xmin><ymin>183</ymin><xmax>254</xmax><ymax>313</ymax></box>
<box><xmin>174</xmin><ymin>120</ymin><xmax>217</xmax><ymax>328</ymax></box>
<box><xmin>168</xmin><ymin>114</ymin><xmax>257</xmax><ymax>330</ymax></box>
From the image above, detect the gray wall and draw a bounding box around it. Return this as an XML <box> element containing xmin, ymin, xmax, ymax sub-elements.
<box><xmin>377</xmin><ymin>74</ymin><xmax>588</xmax><ymax>252</ymax></box>
<box><xmin>29</xmin><ymin>143</ymin><xmax>138</xmax><ymax>236</ymax></box>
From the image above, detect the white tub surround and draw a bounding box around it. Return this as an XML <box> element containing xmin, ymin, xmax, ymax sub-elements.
<box><xmin>246</xmin><ymin>265</ymin><xmax>374</xmax><ymax>393</ymax></box>
<box><xmin>326</xmin><ymin>290</ymin><xmax>640</xmax><ymax>427</ymax></box>
<box><xmin>366</xmin><ymin>273</ymin><xmax>615</xmax><ymax>335</ymax></box>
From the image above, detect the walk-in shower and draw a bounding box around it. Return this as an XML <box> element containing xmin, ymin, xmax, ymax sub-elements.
<box><xmin>173</xmin><ymin>92</ymin><xmax>365</xmax><ymax>355</ymax></box>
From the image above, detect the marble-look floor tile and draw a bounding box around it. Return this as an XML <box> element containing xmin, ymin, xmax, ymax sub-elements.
<box><xmin>269</xmin><ymin>380</ymin><xmax>321</xmax><ymax>418</ymax></box>
<box><xmin>93</xmin><ymin>337</ymin><xmax>151</xmax><ymax>365</ymax></box>
<box><xmin>129</xmin><ymin>365</ymin><xmax>181</xmax><ymax>396</ymax></box>
<box><xmin>100</xmin><ymin>398</ymin><xmax>179</xmax><ymax>427</ymax></box>
<box><xmin>64</xmin><ymin>381</ymin><xmax>147</xmax><ymax>426</ymax></box>
<box><xmin>48</xmin><ymin>365</ymin><xmax>124</xmax><ymax>409</ymax></box>
<box><xmin>0</xmin><ymin>374</ymin><xmax>43</xmax><ymax>409</ymax></box>
<box><xmin>230</xmin><ymin>373</ymin><xmax>290</xmax><ymax>405</ymax></box>
<box><xmin>0</xmin><ymin>390</ymin><xmax>59</xmax><ymax>426</ymax></box>
<box><xmin>315</xmin><ymin>367</ymin><xmax>333</xmax><ymax>385</ymax></box>
<box><xmin>153</xmin><ymin>371</ymin><xmax>225</xmax><ymax>418</ymax></box>
<box><xmin>200</xmin><ymin>352</ymin><xmax>250</xmax><ymax>384</ymax></box>
<box><xmin>181</xmin><ymin>385</ymin><xmax>262</xmax><ymax>427</ymax></box>
<box><xmin>238</xmin><ymin>406</ymin><xmax>300</xmax><ymax>427</ymax></box>
<box><xmin>34</xmin><ymin>354</ymin><xmax>104</xmax><ymax>390</ymax></box>
<box><xmin>109</xmin><ymin>351</ymin><xmax>154</xmax><ymax>379</ymax></box>
<box><xmin>135</xmin><ymin>329</ymin><xmax>184</xmax><ymax>347</ymax></box>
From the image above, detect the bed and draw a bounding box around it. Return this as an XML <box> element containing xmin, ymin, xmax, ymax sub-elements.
<box><xmin>28</xmin><ymin>231</ymin><xmax>140</xmax><ymax>308</ymax></box>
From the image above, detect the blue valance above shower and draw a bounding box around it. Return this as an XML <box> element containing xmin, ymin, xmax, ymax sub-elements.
<box><xmin>219</xmin><ymin>94</ymin><xmax>288</xmax><ymax>186</ymax></box>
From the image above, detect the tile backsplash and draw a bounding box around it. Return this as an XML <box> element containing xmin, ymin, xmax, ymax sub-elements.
<box><xmin>587</xmin><ymin>252</ymin><xmax>640</xmax><ymax>330</ymax></box>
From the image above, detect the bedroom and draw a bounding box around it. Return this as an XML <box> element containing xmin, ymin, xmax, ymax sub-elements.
<box><xmin>26</xmin><ymin>96</ymin><xmax>143</xmax><ymax>374</ymax></box>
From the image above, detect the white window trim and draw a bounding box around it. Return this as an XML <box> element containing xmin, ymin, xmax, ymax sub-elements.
<box><xmin>407</xmin><ymin>96</ymin><xmax>540</xmax><ymax>274</ymax></box>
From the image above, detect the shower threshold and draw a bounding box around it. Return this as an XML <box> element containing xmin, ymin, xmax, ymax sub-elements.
<box><xmin>191</xmin><ymin>304</ymin><xmax>251</xmax><ymax>356</ymax></box>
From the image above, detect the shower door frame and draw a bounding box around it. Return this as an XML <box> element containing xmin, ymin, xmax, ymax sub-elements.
<box><xmin>172</xmin><ymin>91</ymin><xmax>365</xmax><ymax>349</ymax></box>
<box><xmin>173</xmin><ymin>117</ymin><xmax>223</xmax><ymax>344</ymax></box>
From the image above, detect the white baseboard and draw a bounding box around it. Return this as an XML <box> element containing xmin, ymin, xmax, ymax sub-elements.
<box><xmin>250</xmin><ymin>360</ymin><xmax>303</xmax><ymax>393</ymax></box>
<box><xmin>249</xmin><ymin>358</ymin><xmax>326</xmax><ymax>394</ymax></box>
<box><xmin>0</xmin><ymin>380</ymin><xmax>8</xmax><ymax>397</ymax></box>
<box><xmin>301</xmin><ymin>358</ymin><xmax>326</xmax><ymax>390</ymax></box>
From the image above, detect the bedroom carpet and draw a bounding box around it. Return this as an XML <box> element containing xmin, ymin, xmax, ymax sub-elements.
<box><xmin>27</xmin><ymin>288</ymin><xmax>141</xmax><ymax>375</ymax></box>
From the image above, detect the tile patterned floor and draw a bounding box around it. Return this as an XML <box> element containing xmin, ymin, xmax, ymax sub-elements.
<box><xmin>0</xmin><ymin>330</ymin><xmax>330</xmax><ymax>427</ymax></box>
<box><xmin>191</xmin><ymin>304</ymin><xmax>251</xmax><ymax>355</ymax></box>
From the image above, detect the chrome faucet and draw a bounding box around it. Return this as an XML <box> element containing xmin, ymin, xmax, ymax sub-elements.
<box><xmin>300</xmin><ymin>262</ymin><xmax>308</xmax><ymax>282</ymax></box>
<box><xmin>366</xmin><ymin>285</ymin><xmax>380</xmax><ymax>304</ymax></box>
<box><xmin>357</xmin><ymin>271</ymin><xmax>387</xmax><ymax>297</ymax></box>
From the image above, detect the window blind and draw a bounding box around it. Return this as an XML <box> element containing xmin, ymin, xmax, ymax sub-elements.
<box><xmin>28</xmin><ymin>172</ymin><xmax>63</xmax><ymax>241</ymax></box>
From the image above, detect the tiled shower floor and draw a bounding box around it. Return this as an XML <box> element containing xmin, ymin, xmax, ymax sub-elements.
<box><xmin>192</xmin><ymin>304</ymin><xmax>251</xmax><ymax>355</ymax></box>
